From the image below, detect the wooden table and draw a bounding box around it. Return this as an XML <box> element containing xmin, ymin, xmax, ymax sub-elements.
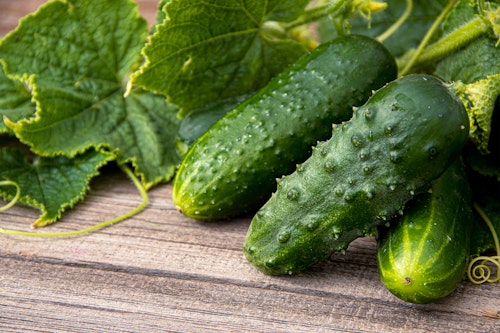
<box><xmin>1</xmin><ymin>1</ymin><xmax>499</xmax><ymax>332</ymax></box>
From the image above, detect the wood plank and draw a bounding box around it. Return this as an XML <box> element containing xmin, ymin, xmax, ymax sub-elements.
<box><xmin>1</xmin><ymin>168</ymin><xmax>499</xmax><ymax>332</ymax></box>
<box><xmin>1</xmin><ymin>1</ymin><xmax>499</xmax><ymax>332</ymax></box>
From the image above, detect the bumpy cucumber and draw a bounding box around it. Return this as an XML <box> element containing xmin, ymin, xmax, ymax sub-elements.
<box><xmin>173</xmin><ymin>35</ymin><xmax>397</xmax><ymax>220</ymax></box>
<box><xmin>376</xmin><ymin>158</ymin><xmax>472</xmax><ymax>304</ymax></box>
<box><xmin>244</xmin><ymin>74</ymin><xmax>470</xmax><ymax>275</ymax></box>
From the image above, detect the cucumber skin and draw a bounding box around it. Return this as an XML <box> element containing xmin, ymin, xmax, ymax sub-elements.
<box><xmin>172</xmin><ymin>35</ymin><xmax>397</xmax><ymax>220</ymax></box>
<box><xmin>244</xmin><ymin>74</ymin><xmax>470</xmax><ymax>275</ymax></box>
<box><xmin>376</xmin><ymin>158</ymin><xmax>472</xmax><ymax>304</ymax></box>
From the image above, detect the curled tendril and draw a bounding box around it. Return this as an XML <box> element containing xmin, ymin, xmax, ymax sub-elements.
<box><xmin>0</xmin><ymin>180</ymin><xmax>21</xmax><ymax>212</ymax></box>
<box><xmin>467</xmin><ymin>256</ymin><xmax>500</xmax><ymax>284</ymax></box>
<box><xmin>467</xmin><ymin>202</ymin><xmax>500</xmax><ymax>284</ymax></box>
<box><xmin>0</xmin><ymin>164</ymin><xmax>148</xmax><ymax>238</ymax></box>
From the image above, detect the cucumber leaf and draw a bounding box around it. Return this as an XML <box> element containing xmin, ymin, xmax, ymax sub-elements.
<box><xmin>0</xmin><ymin>0</ymin><xmax>181</xmax><ymax>188</ymax></box>
<box><xmin>455</xmin><ymin>75</ymin><xmax>500</xmax><ymax>154</ymax></box>
<box><xmin>131</xmin><ymin>0</ymin><xmax>310</xmax><ymax>116</ymax></box>
<box><xmin>434</xmin><ymin>35</ymin><xmax>500</xmax><ymax>84</ymax></box>
<box><xmin>6</xmin><ymin>84</ymin><xmax>181</xmax><ymax>189</ymax></box>
<box><xmin>0</xmin><ymin>147</ymin><xmax>113</xmax><ymax>227</ymax></box>
<box><xmin>152</xmin><ymin>0</ymin><xmax>171</xmax><ymax>34</ymax></box>
<box><xmin>463</xmin><ymin>96</ymin><xmax>500</xmax><ymax>182</ymax></box>
<box><xmin>0</xmin><ymin>65</ymin><xmax>35</xmax><ymax>135</ymax></box>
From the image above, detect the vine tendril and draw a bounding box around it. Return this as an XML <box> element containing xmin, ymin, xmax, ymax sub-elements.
<box><xmin>467</xmin><ymin>202</ymin><xmax>500</xmax><ymax>284</ymax></box>
<box><xmin>398</xmin><ymin>0</ymin><xmax>459</xmax><ymax>76</ymax></box>
<box><xmin>376</xmin><ymin>0</ymin><xmax>413</xmax><ymax>43</ymax></box>
<box><xmin>0</xmin><ymin>164</ymin><xmax>148</xmax><ymax>237</ymax></box>
<box><xmin>0</xmin><ymin>180</ymin><xmax>21</xmax><ymax>212</ymax></box>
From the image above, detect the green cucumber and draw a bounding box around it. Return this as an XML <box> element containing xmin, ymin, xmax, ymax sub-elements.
<box><xmin>244</xmin><ymin>74</ymin><xmax>470</xmax><ymax>275</ymax></box>
<box><xmin>376</xmin><ymin>158</ymin><xmax>472</xmax><ymax>304</ymax></box>
<box><xmin>172</xmin><ymin>35</ymin><xmax>397</xmax><ymax>220</ymax></box>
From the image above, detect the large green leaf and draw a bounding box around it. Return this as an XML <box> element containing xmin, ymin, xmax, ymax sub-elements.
<box><xmin>0</xmin><ymin>65</ymin><xmax>35</xmax><ymax>134</ymax></box>
<box><xmin>7</xmin><ymin>83</ymin><xmax>180</xmax><ymax>189</ymax></box>
<box><xmin>131</xmin><ymin>0</ymin><xmax>310</xmax><ymax>115</ymax></box>
<box><xmin>0</xmin><ymin>0</ymin><xmax>180</xmax><ymax>187</ymax></box>
<box><xmin>0</xmin><ymin>147</ymin><xmax>113</xmax><ymax>227</ymax></box>
<box><xmin>435</xmin><ymin>36</ymin><xmax>500</xmax><ymax>82</ymax></box>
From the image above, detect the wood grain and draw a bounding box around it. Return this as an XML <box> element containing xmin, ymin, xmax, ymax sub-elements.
<box><xmin>1</xmin><ymin>1</ymin><xmax>499</xmax><ymax>332</ymax></box>
<box><xmin>1</xmin><ymin>169</ymin><xmax>499</xmax><ymax>332</ymax></box>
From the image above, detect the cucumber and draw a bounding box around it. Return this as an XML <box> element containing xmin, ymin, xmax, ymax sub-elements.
<box><xmin>172</xmin><ymin>35</ymin><xmax>397</xmax><ymax>220</ymax></box>
<box><xmin>244</xmin><ymin>74</ymin><xmax>470</xmax><ymax>275</ymax></box>
<box><xmin>376</xmin><ymin>158</ymin><xmax>472</xmax><ymax>304</ymax></box>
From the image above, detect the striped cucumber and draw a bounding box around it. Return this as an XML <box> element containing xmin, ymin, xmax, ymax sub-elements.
<box><xmin>244</xmin><ymin>74</ymin><xmax>470</xmax><ymax>275</ymax></box>
<box><xmin>376</xmin><ymin>158</ymin><xmax>472</xmax><ymax>304</ymax></box>
<box><xmin>173</xmin><ymin>35</ymin><xmax>397</xmax><ymax>220</ymax></box>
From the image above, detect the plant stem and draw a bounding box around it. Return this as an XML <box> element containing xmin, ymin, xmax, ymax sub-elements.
<box><xmin>281</xmin><ymin>0</ymin><xmax>355</xmax><ymax>31</ymax></box>
<box><xmin>398</xmin><ymin>0</ymin><xmax>460</xmax><ymax>76</ymax></box>
<box><xmin>0</xmin><ymin>164</ymin><xmax>148</xmax><ymax>237</ymax></box>
<box><xmin>413</xmin><ymin>17</ymin><xmax>489</xmax><ymax>69</ymax></box>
